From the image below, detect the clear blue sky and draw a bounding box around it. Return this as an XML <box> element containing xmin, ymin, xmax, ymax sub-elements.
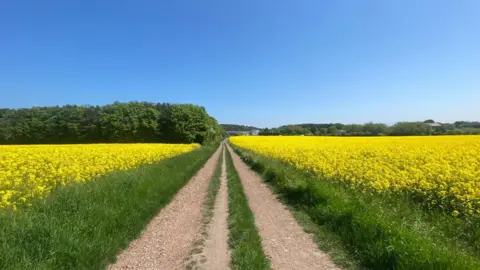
<box><xmin>1</xmin><ymin>1</ymin><xmax>479</xmax><ymax>127</ymax></box>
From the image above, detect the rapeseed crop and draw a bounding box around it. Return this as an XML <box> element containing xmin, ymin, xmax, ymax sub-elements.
<box><xmin>230</xmin><ymin>136</ymin><xmax>480</xmax><ymax>216</ymax></box>
<box><xmin>0</xmin><ymin>143</ymin><xmax>199</xmax><ymax>209</ymax></box>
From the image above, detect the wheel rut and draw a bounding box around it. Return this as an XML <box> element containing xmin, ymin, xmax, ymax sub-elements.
<box><xmin>185</xmin><ymin>143</ymin><xmax>230</xmax><ymax>270</ymax></box>
<box><xmin>185</xmin><ymin>144</ymin><xmax>231</xmax><ymax>270</ymax></box>
<box><xmin>109</xmin><ymin>142</ymin><xmax>336</xmax><ymax>270</ymax></box>
<box><xmin>226</xmin><ymin>144</ymin><xmax>339</xmax><ymax>270</ymax></box>
<box><xmin>201</xmin><ymin>145</ymin><xmax>230</xmax><ymax>270</ymax></box>
<box><xmin>108</xmin><ymin>146</ymin><xmax>222</xmax><ymax>270</ymax></box>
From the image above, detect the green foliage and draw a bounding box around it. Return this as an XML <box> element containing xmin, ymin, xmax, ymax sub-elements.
<box><xmin>390</xmin><ymin>122</ymin><xmax>432</xmax><ymax>136</ymax></box>
<box><xmin>259</xmin><ymin>121</ymin><xmax>480</xmax><ymax>136</ymax></box>
<box><xmin>260</xmin><ymin>125</ymin><xmax>312</xmax><ymax>135</ymax></box>
<box><xmin>361</xmin><ymin>122</ymin><xmax>388</xmax><ymax>135</ymax></box>
<box><xmin>455</xmin><ymin>121</ymin><xmax>480</xmax><ymax>128</ymax></box>
<box><xmin>328</xmin><ymin>125</ymin><xmax>338</xmax><ymax>136</ymax></box>
<box><xmin>0</xmin><ymin>145</ymin><xmax>217</xmax><ymax>269</ymax></box>
<box><xmin>233</xmin><ymin>145</ymin><xmax>480</xmax><ymax>270</ymax></box>
<box><xmin>225</xmin><ymin>148</ymin><xmax>270</xmax><ymax>270</ymax></box>
<box><xmin>98</xmin><ymin>102</ymin><xmax>161</xmax><ymax>142</ymax></box>
<box><xmin>159</xmin><ymin>104</ymin><xmax>223</xmax><ymax>144</ymax></box>
<box><xmin>0</xmin><ymin>102</ymin><xmax>222</xmax><ymax>144</ymax></box>
<box><xmin>221</xmin><ymin>124</ymin><xmax>260</xmax><ymax>131</ymax></box>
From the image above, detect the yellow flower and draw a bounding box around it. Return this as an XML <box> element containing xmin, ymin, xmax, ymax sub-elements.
<box><xmin>0</xmin><ymin>143</ymin><xmax>199</xmax><ymax>209</ymax></box>
<box><xmin>230</xmin><ymin>135</ymin><xmax>480</xmax><ymax>216</ymax></box>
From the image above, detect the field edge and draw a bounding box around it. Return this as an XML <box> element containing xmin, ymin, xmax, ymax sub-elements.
<box><xmin>0</xmin><ymin>144</ymin><xmax>218</xmax><ymax>269</ymax></box>
<box><xmin>230</xmin><ymin>143</ymin><xmax>480</xmax><ymax>270</ymax></box>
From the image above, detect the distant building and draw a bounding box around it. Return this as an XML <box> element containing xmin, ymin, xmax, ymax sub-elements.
<box><xmin>226</xmin><ymin>131</ymin><xmax>249</xmax><ymax>136</ymax></box>
<box><xmin>250</xmin><ymin>129</ymin><xmax>260</xmax><ymax>135</ymax></box>
<box><xmin>426</xmin><ymin>123</ymin><xmax>442</xmax><ymax>128</ymax></box>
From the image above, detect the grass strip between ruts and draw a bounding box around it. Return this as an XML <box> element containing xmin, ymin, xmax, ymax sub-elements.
<box><xmin>203</xmin><ymin>145</ymin><xmax>223</xmax><ymax>227</ymax></box>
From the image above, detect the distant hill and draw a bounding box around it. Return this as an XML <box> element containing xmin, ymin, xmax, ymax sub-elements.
<box><xmin>220</xmin><ymin>124</ymin><xmax>260</xmax><ymax>131</ymax></box>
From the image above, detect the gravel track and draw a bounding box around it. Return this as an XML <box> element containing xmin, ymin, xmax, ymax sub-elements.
<box><xmin>226</xmin><ymin>144</ymin><xmax>339</xmax><ymax>270</ymax></box>
<box><xmin>201</xmin><ymin>144</ymin><xmax>231</xmax><ymax>269</ymax></box>
<box><xmin>183</xmin><ymin>144</ymin><xmax>231</xmax><ymax>270</ymax></box>
<box><xmin>108</xmin><ymin>146</ymin><xmax>222</xmax><ymax>270</ymax></box>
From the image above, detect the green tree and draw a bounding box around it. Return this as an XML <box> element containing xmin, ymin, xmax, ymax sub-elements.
<box><xmin>363</xmin><ymin>122</ymin><xmax>388</xmax><ymax>136</ymax></box>
<box><xmin>390</xmin><ymin>122</ymin><xmax>432</xmax><ymax>136</ymax></box>
<box><xmin>328</xmin><ymin>126</ymin><xmax>337</xmax><ymax>136</ymax></box>
<box><xmin>159</xmin><ymin>104</ymin><xmax>215</xmax><ymax>144</ymax></box>
<box><xmin>0</xmin><ymin>102</ymin><xmax>221</xmax><ymax>145</ymax></box>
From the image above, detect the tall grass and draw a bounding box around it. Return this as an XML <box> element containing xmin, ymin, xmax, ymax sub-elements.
<box><xmin>0</xmin><ymin>145</ymin><xmax>217</xmax><ymax>270</ymax></box>
<box><xmin>232</xmin><ymin>145</ymin><xmax>480</xmax><ymax>270</ymax></box>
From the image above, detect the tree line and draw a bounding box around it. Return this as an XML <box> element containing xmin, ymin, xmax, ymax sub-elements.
<box><xmin>220</xmin><ymin>124</ymin><xmax>260</xmax><ymax>131</ymax></box>
<box><xmin>260</xmin><ymin>120</ymin><xmax>480</xmax><ymax>136</ymax></box>
<box><xmin>0</xmin><ymin>102</ymin><xmax>223</xmax><ymax>145</ymax></box>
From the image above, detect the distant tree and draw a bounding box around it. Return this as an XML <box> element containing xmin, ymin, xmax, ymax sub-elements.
<box><xmin>454</xmin><ymin>121</ymin><xmax>480</xmax><ymax>128</ymax></box>
<box><xmin>259</xmin><ymin>128</ymin><xmax>269</xmax><ymax>135</ymax></box>
<box><xmin>363</xmin><ymin>122</ymin><xmax>388</xmax><ymax>136</ymax></box>
<box><xmin>253</xmin><ymin>119</ymin><xmax>480</xmax><ymax>137</ymax></box>
<box><xmin>390</xmin><ymin>122</ymin><xmax>432</xmax><ymax>136</ymax></box>
<box><xmin>220</xmin><ymin>124</ymin><xmax>260</xmax><ymax>131</ymax></box>
<box><xmin>334</xmin><ymin>123</ymin><xmax>345</xmax><ymax>130</ymax></box>
<box><xmin>442</xmin><ymin>123</ymin><xmax>455</xmax><ymax>131</ymax></box>
<box><xmin>328</xmin><ymin>126</ymin><xmax>338</xmax><ymax>136</ymax></box>
<box><xmin>344</xmin><ymin>124</ymin><xmax>361</xmax><ymax>135</ymax></box>
<box><xmin>319</xmin><ymin>128</ymin><xmax>328</xmax><ymax>135</ymax></box>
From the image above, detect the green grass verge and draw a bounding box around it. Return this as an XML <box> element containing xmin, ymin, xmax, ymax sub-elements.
<box><xmin>231</xmin><ymin>144</ymin><xmax>480</xmax><ymax>270</ymax></box>
<box><xmin>225</xmin><ymin>148</ymin><xmax>270</xmax><ymax>270</ymax></box>
<box><xmin>0</xmin><ymin>145</ymin><xmax>218</xmax><ymax>270</ymax></box>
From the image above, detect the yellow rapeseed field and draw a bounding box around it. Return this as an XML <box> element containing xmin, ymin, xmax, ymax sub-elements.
<box><xmin>0</xmin><ymin>143</ymin><xmax>199</xmax><ymax>209</ymax></box>
<box><xmin>230</xmin><ymin>136</ymin><xmax>480</xmax><ymax>216</ymax></box>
